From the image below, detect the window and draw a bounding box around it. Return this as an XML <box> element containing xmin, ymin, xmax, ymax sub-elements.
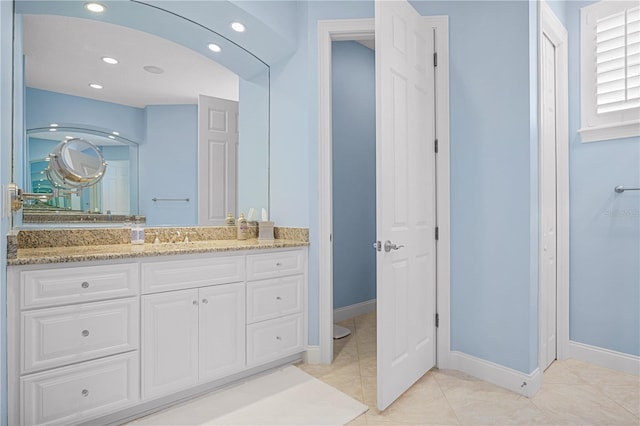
<box><xmin>580</xmin><ymin>1</ymin><xmax>640</xmax><ymax>142</ymax></box>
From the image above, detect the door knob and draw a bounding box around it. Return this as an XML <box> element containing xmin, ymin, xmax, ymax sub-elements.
<box><xmin>384</xmin><ymin>240</ymin><xmax>405</xmax><ymax>252</ymax></box>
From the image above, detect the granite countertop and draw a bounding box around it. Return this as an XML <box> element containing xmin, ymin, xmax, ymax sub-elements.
<box><xmin>9</xmin><ymin>239</ymin><xmax>309</xmax><ymax>266</ymax></box>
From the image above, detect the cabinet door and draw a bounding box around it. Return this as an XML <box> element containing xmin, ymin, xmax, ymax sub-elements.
<box><xmin>199</xmin><ymin>283</ymin><xmax>245</xmax><ymax>382</ymax></box>
<box><xmin>142</xmin><ymin>289</ymin><xmax>199</xmax><ymax>400</ymax></box>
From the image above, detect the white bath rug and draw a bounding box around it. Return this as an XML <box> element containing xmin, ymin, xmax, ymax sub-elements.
<box><xmin>129</xmin><ymin>366</ymin><xmax>368</xmax><ymax>425</ymax></box>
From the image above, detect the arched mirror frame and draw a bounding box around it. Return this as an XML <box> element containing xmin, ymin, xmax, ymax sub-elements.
<box><xmin>12</xmin><ymin>0</ymin><xmax>270</xmax><ymax>228</ymax></box>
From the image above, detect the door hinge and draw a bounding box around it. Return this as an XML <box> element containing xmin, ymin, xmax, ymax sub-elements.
<box><xmin>434</xmin><ymin>138</ymin><xmax>439</xmax><ymax>154</ymax></box>
<box><xmin>435</xmin><ymin>226</ymin><xmax>439</xmax><ymax>241</ymax></box>
<box><xmin>435</xmin><ymin>313</ymin><xmax>440</xmax><ymax>328</ymax></box>
<box><xmin>433</xmin><ymin>52</ymin><xmax>438</xmax><ymax>67</ymax></box>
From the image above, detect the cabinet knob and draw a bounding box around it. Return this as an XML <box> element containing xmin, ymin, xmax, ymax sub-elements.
<box><xmin>81</xmin><ymin>389</ymin><xmax>89</xmax><ymax>397</ymax></box>
<box><xmin>202</xmin><ymin>299</ymin><xmax>208</xmax><ymax>304</ymax></box>
<box><xmin>81</xmin><ymin>330</ymin><xmax>90</xmax><ymax>337</ymax></box>
<box><xmin>81</xmin><ymin>281</ymin><xmax>89</xmax><ymax>289</ymax></box>
<box><xmin>192</xmin><ymin>300</ymin><xmax>198</xmax><ymax>306</ymax></box>
<box><xmin>276</xmin><ymin>296</ymin><xmax>282</xmax><ymax>300</ymax></box>
<box><xmin>276</xmin><ymin>262</ymin><xmax>282</xmax><ymax>267</ymax></box>
<box><xmin>276</xmin><ymin>336</ymin><xmax>282</xmax><ymax>340</ymax></box>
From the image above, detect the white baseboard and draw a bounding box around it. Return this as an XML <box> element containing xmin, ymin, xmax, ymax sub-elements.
<box><xmin>304</xmin><ymin>346</ymin><xmax>322</xmax><ymax>365</ymax></box>
<box><xmin>448</xmin><ymin>351</ymin><xmax>542</xmax><ymax>398</ymax></box>
<box><xmin>567</xmin><ymin>340</ymin><xmax>640</xmax><ymax>376</ymax></box>
<box><xmin>333</xmin><ymin>299</ymin><xmax>376</xmax><ymax>323</ymax></box>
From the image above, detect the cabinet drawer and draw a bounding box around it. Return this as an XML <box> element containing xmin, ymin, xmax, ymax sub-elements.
<box><xmin>22</xmin><ymin>298</ymin><xmax>138</xmax><ymax>373</ymax></box>
<box><xmin>246</xmin><ymin>250</ymin><xmax>305</xmax><ymax>281</ymax></box>
<box><xmin>21</xmin><ymin>352</ymin><xmax>139</xmax><ymax>426</ymax></box>
<box><xmin>246</xmin><ymin>314</ymin><xmax>303</xmax><ymax>367</ymax></box>
<box><xmin>20</xmin><ymin>263</ymin><xmax>139</xmax><ymax>309</ymax></box>
<box><xmin>142</xmin><ymin>255</ymin><xmax>244</xmax><ymax>294</ymax></box>
<box><xmin>246</xmin><ymin>276</ymin><xmax>303</xmax><ymax>324</ymax></box>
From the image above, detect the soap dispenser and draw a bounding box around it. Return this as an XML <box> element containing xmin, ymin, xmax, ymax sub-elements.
<box><xmin>225</xmin><ymin>212</ymin><xmax>235</xmax><ymax>226</ymax></box>
<box><xmin>237</xmin><ymin>213</ymin><xmax>248</xmax><ymax>240</ymax></box>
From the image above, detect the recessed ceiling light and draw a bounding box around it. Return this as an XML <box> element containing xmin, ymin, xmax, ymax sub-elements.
<box><xmin>231</xmin><ymin>22</ymin><xmax>245</xmax><ymax>32</ymax></box>
<box><xmin>112</xmin><ymin>131</ymin><xmax>120</xmax><ymax>136</ymax></box>
<box><xmin>65</xmin><ymin>136</ymin><xmax>73</xmax><ymax>139</ymax></box>
<box><xmin>49</xmin><ymin>128</ymin><xmax>57</xmax><ymax>132</ymax></box>
<box><xmin>49</xmin><ymin>123</ymin><xmax>58</xmax><ymax>127</ymax></box>
<box><xmin>108</xmin><ymin>135</ymin><xmax>115</xmax><ymax>139</ymax></box>
<box><xmin>89</xmin><ymin>83</ymin><xmax>103</xmax><ymax>89</ymax></box>
<box><xmin>208</xmin><ymin>43</ymin><xmax>222</xmax><ymax>53</ymax></box>
<box><xmin>143</xmin><ymin>65</ymin><xmax>164</xmax><ymax>74</ymax></box>
<box><xmin>101</xmin><ymin>56</ymin><xmax>118</xmax><ymax>65</ymax></box>
<box><xmin>85</xmin><ymin>3</ymin><xmax>106</xmax><ymax>13</ymax></box>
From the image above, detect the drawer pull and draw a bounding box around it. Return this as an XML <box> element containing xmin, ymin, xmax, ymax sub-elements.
<box><xmin>193</xmin><ymin>300</ymin><xmax>198</xmax><ymax>306</ymax></box>
<box><xmin>276</xmin><ymin>296</ymin><xmax>282</xmax><ymax>300</ymax></box>
<box><xmin>202</xmin><ymin>298</ymin><xmax>208</xmax><ymax>304</ymax></box>
<box><xmin>81</xmin><ymin>389</ymin><xmax>89</xmax><ymax>397</ymax></box>
<box><xmin>276</xmin><ymin>262</ymin><xmax>282</xmax><ymax>267</ymax></box>
<box><xmin>81</xmin><ymin>330</ymin><xmax>90</xmax><ymax>337</ymax></box>
<box><xmin>276</xmin><ymin>336</ymin><xmax>282</xmax><ymax>340</ymax></box>
<box><xmin>81</xmin><ymin>281</ymin><xmax>90</xmax><ymax>289</ymax></box>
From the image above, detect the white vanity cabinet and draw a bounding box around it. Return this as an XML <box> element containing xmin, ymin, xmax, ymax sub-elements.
<box><xmin>8</xmin><ymin>246</ymin><xmax>307</xmax><ymax>426</ymax></box>
<box><xmin>141</xmin><ymin>280</ymin><xmax>245</xmax><ymax>399</ymax></box>
<box><xmin>7</xmin><ymin>262</ymin><xmax>140</xmax><ymax>426</ymax></box>
<box><xmin>246</xmin><ymin>251</ymin><xmax>306</xmax><ymax>367</ymax></box>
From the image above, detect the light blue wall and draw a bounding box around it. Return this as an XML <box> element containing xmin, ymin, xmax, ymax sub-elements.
<box><xmin>565</xmin><ymin>1</ymin><xmax>640</xmax><ymax>356</ymax></box>
<box><xmin>140</xmin><ymin>104</ymin><xmax>198</xmax><ymax>226</ymax></box>
<box><xmin>412</xmin><ymin>0</ymin><xmax>538</xmax><ymax>373</ymax></box>
<box><xmin>25</xmin><ymin>88</ymin><xmax>145</xmax><ymax>143</ymax></box>
<box><xmin>270</xmin><ymin>0</ymin><xmax>375</xmax><ymax>345</ymax></box>
<box><xmin>331</xmin><ymin>41</ymin><xmax>376</xmax><ymax>310</ymax></box>
<box><xmin>0</xmin><ymin>3</ymin><xmax>11</xmax><ymax>425</ymax></box>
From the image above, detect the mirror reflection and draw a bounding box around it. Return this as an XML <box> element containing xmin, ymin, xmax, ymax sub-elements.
<box><xmin>24</xmin><ymin>128</ymin><xmax>137</xmax><ymax>221</ymax></box>
<box><xmin>14</xmin><ymin>0</ymin><xmax>270</xmax><ymax>227</ymax></box>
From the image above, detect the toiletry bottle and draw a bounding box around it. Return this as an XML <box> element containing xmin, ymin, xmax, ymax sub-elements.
<box><xmin>237</xmin><ymin>213</ymin><xmax>248</xmax><ymax>240</ymax></box>
<box><xmin>225</xmin><ymin>212</ymin><xmax>235</xmax><ymax>226</ymax></box>
<box><xmin>135</xmin><ymin>216</ymin><xmax>145</xmax><ymax>244</ymax></box>
<box><xmin>130</xmin><ymin>216</ymin><xmax>144</xmax><ymax>245</ymax></box>
<box><xmin>125</xmin><ymin>217</ymin><xmax>133</xmax><ymax>244</ymax></box>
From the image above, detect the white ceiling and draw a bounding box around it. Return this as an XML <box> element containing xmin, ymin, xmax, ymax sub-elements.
<box><xmin>23</xmin><ymin>14</ymin><xmax>239</xmax><ymax>108</ymax></box>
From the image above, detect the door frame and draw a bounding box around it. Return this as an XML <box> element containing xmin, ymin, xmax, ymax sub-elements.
<box><xmin>316</xmin><ymin>17</ymin><xmax>451</xmax><ymax>367</ymax></box>
<box><xmin>538</xmin><ymin>0</ymin><xmax>570</xmax><ymax>366</ymax></box>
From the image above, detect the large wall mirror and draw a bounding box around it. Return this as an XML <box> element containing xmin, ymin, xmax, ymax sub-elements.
<box><xmin>13</xmin><ymin>0</ymin><xmax>270</xmax><ymax>227</ymax></box>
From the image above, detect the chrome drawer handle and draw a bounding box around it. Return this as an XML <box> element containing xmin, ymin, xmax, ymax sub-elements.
<box><xmin>81</xmin><ymin>389</ymin><xmax>89</xmax><ymax>397</ymax></box>
<box><xmin>81</xmin><ymin>330</ymin><xmax>90</xmax><ymax>337</ymax></box>
<box><xmin>81</xmin><ymin>281</ymin><xmax>89</xmax><ymax>289</ymax></box>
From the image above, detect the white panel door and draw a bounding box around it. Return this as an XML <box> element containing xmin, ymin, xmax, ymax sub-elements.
<box><xmin>142</xmin><ymin>289</ymin><xmax>199</xmax><ymax>399</ymax></box>
<box><xmin>540</xmin><ymin>33</ymin><xmax>558</xmax><ymax>371</ymax></box>
<box><xmin>375</xmin><ymin>0</ymin><xmax>437</xmax><ymax>410</ymax></box>
<box><xmin>198</xmin><ymin>95</ymin><xmax>238</xmax><ymax>225</ymax></box>
<box><xmin>198</xmin><ymin>283</ymin><xmax>246</xmax><ymax>382</ymax></box>
<box><xmin>101</xmin><ymin>160</ymin><xmax>130</xmax><ymax>215</ymax></box>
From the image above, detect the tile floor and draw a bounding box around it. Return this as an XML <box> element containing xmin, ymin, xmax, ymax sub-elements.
<box><xmin>297</xmin><ymin>311</ymin><xmax>640</xmax><ymax>425</ymax></box>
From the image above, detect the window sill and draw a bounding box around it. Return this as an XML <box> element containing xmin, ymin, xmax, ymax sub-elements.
<box><xmin>578</xmin><ymin>120</ymin><xmax>640</xmax><ymax>143</ymax></box>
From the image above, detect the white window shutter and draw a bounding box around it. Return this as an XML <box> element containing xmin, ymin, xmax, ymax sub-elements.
<box><xmin>596</xmin><ymin>6</ymin><xmax>640</xmax><ymax>114</ymax></box>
